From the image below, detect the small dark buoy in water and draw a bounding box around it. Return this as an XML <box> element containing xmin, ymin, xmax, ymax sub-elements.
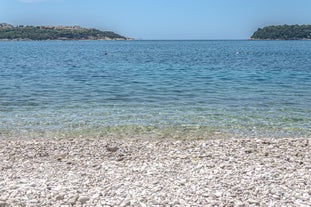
<box><xmin>103</xmin><ymin>52</ymin><xmax>108</xmax><ymax>55</ymax></box>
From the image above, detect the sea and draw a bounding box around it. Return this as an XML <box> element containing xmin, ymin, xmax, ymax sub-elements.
<box><xmin>1</xmin><ymin>40</ymin><xmax>311</xmax><ymax>139</ymax></box>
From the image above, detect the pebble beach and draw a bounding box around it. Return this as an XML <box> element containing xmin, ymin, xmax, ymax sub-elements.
<box><xmin>1</xmin><ymin>137</ymin><xmax>311</xmax><ymax>207</ymax></box>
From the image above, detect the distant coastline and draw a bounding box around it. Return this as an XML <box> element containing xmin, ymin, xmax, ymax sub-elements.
<box><xmin>0</xmin><ymin>23</ymin><xmax>131</xmax><ymax>41</ymax></box>
<box><xmin>250</xmin><ymin>24</ymin><xmax>311</xmax><ymax>40</ymax></box>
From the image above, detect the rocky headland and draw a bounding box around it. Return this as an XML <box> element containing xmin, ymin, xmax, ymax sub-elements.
<box><xmin>251</xmin><ymin>24</ymin><xmax>311</xmax><ymax>40</ymax></box>
<box><xmin>0</xmin><ymin>23</ymin><xmax>129</xmax><ymax>41</ymax></box>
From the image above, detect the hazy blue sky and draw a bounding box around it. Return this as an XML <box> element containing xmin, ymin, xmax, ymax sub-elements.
<box><xmin>1</xmin><ymin>0</ymin><xmax>311</xmax><ymax>39</ymax></box>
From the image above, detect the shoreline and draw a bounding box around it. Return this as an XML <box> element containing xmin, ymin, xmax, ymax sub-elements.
<box><xmin>1</xmin><ymin>136</ymin><xmax>310</xmax><ymax>206</ymax></box>
<box><xmin>1</xmin><ymin>123</ymin><xmax>310</xmax><ymax>141</ymax></box>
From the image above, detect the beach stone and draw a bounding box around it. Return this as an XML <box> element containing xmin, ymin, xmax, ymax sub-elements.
<box><xmin>55</xmin><ymin>194</ymin><xmax>65</xmax><ymax>201</ymax></box>
<box><xmin>120</xmin><ymin>199</ymin><xmax>131</xmax><ymax>207</ymax></box>
<box><xmin>139</xmin><ymin>202</ymin><xmax>147</xmax><ymax>207</ymax></box>
<box><xmin>78</xmin><ymin>196</ymin><xmax>90</xmax><ymax>204</ymax></box>
<box><xmin>91</xmin><ymin>194</ymin><xmax>100</xmax><ymax>200</ymax></box>
<box><xmin>248</xmin><ymin>199</ymin><xmax>260</xmax><ymax>205</ymax></box>
<box><xmin>56</xmin><ymin>154</ymin><xmax>66</xmax><ymax>161</ymax></box>
<box><xmin>235</xmin><ymin>200</ymin><xmax>245</xmax><ymax>206</ymax></box>
<box><xmin>67</xmin><ymin>195</ymin><xmax>79</xmax><ymax>205</ymax></box>
<box><xmin>106</xmin><ymin>145</ymin><xmax>119</xmax><ymax>152</ymax></box>
<box><xmin>214</xmin><ymin>191</ymin><xmax>223</xmax><ymax>197</ymax></box>
<box><xmin>0</xmin><ymin>202</ymin><xmax>7</xmax><ymax>207</ymax></box>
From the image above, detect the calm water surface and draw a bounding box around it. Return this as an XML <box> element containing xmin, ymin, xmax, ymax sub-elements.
<box><xmin>1</xmin><ymin>40</ymin><xmax>311</xmax><ymax>138</ymax></box>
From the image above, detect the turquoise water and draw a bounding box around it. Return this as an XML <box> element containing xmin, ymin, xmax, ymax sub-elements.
<box><xmin>1</xmin><ymin>40</ymin><xmax>311</xmax><ymax>138</ymax></box>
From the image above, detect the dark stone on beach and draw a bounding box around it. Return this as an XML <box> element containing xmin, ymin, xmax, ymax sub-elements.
<box><xmin>78</xmin><ymin>196</ymin><xmax>90</xmax><ymax>204</ymax></box>
<box><xmin>106</xmin><ymin>145</ymin><xmax>119</xmax><ymax>152</ymax></box>
<box><xmin>244</xmin><ymin>149</ymin><xmax>253</xmax><ymax>154</ymax></box>
<box><xmin>116</xmin><ymin>156</ymin><xmax>124</xmax><ymax>161</ymax></box>
<box><xmin>0</xmin><ymin>202</ymin><xmax>8</xmax><ymax>207</ymax></box>
<box><xmin>55</xmin><ymin>194</ymin><xmax>65</xmax><ymax>201</ymax></box>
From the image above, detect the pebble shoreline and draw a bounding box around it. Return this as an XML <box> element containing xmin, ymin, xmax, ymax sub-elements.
<box><xmin>1</xmin><ymin>137</ymin><xmax>311</xmax><ymax>206</ymax></box>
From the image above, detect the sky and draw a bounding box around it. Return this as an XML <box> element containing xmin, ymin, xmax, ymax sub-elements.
<box><xmin>1</xmin><ymin>0</ymin><xmax>311</xmax><ymax>39</ymax></box>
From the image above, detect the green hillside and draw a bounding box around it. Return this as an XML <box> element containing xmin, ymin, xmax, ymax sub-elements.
<box><xmin>0</xmin><ymin>23</ymin><xmax>127</xmax><ymax>40</ymax></box>
<box><xmin>251</xmin><ymin>25</ymin><xmax>311</xmax><ymax>40</ymax></box>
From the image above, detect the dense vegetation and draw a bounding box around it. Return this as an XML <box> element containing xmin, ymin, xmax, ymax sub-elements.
<box><xmin>251</xmin><ymin>25</ymin><xmax>311</xmax><ymax>40</ymax></box>
<box><xmin>0</xmin><ymin>23</ymin><xmax>126</xmax><ymax>40</ymax></box>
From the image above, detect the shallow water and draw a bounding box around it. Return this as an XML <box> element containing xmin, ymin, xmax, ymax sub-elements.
<box><xmin>1</xmin><ymin>40</ymin><xmax>311</xmax><ymax>138</ymax></box>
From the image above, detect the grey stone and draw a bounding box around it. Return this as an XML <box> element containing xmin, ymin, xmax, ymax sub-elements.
<box><xmin>78</xmin><ymin>196</ymin><xmax>90</xmax><ymax>204</ymax></box>
<box><xmin>55</xmin><ymin>194</ymin><xmax>65</xmax><ymax>201</ymax></box>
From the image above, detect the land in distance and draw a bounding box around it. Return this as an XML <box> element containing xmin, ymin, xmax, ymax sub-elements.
<box><xmin>0</xmin><ymin>23</ymin><xmax>130</xmax><ymax>40</ymax></box>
